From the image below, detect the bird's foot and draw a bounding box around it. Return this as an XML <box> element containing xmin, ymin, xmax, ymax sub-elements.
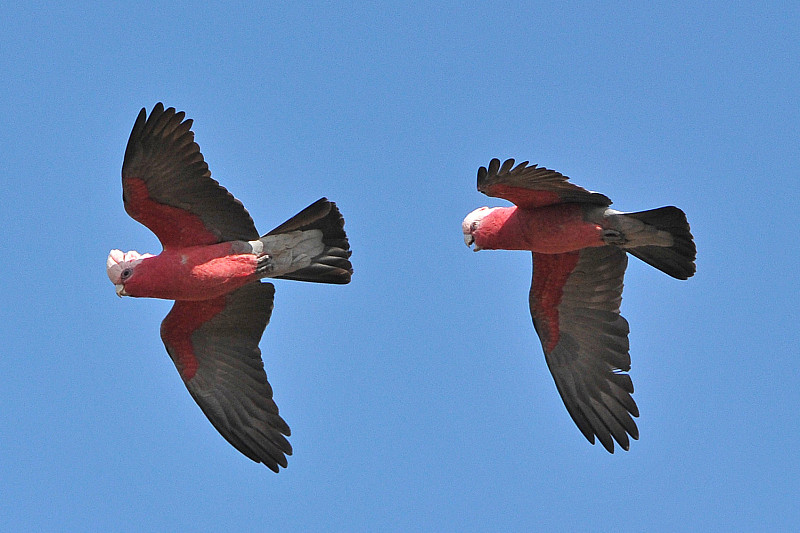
<box><xmin>602</xmin><ymin>229</ymin><xmax>627</xmax><ymax>245</ymax></box>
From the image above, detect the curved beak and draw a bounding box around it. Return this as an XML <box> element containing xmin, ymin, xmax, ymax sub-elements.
<box><xmin>115</xmin><ymin>284</ymin><xmax>127</xmax><ymax>297</ymax></box>
<box><xmin>463</xmin><ymin>233</ymin><xmax>482</xmax><ymax>251</ymax></box>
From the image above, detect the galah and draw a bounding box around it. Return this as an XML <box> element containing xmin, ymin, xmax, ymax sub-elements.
<box><xmin>107</xmin><ymin>103</ymin><xmax>352</xmax><ymax>472</ymax></box>
<box><xmin>462</xmin><ymin>158</ymin><xmax>695</xmax><ymax>453</ymax></box>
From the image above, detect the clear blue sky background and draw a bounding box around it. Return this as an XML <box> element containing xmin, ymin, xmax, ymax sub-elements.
<box><xmin>1</xmin><ymin>2</ymin><xmax>797</xmax><ymax>531</ymax></box>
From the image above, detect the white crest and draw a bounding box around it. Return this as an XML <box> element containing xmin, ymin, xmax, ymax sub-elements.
<box><xmin>461</xmin><ymin>207</ymin><xmax>491</xmax><ymax>235</ymax></box>
<box><xmin>462</xmin><ymin>207</ymin><xmax>493</xmax><ymax>249</ymax></box>
<box><xmin>106</xmin><ymin>249</ymin><xmax>153</xmax><ymax>284</ymax></box>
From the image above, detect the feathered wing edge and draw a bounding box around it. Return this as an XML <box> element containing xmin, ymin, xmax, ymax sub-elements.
<box><xmin>530</xmin><ymin>247</ymin><xmax>639</xmax><ymax>453</ymax></box>
<box><xmin>161</xmin><ymin>282</ymin><xmax>292</xmax><ymax>472</ymax></box>
<box><xmin>478</xmin><ymin>158</ymin><xmax>612</xmax><ymax>208</ymax></box>
<box><xmin>122</xmin><ymin>103</ymin><xmax>259</xmax><ymax>246</ymax></box>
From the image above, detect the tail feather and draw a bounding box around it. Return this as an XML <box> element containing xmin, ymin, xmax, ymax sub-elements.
<box><xmin>265</xmin><ymin>198</ymin><xmax>352</xmax><ymax>284</ymax></box>
<box><xmin>625</xmin><ymin>206</ymin><xmax>696</xmax><ymax>280</ymax></box>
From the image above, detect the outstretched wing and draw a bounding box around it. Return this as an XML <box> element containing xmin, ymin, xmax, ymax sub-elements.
<box><xmin>528</xmin><ymin>247</ymin><xmax>638</xmax><ymax>453</ymax></box>
<box><xmin>160</xmin><ymin>282</ymin><xmax>291</xmax><ymax>472</ymax></box>
<box><xmin>478</xmin><ymin>158</ymin><xmax>612</xmax><ymax>209</ymax></box>
<box><xmin>122</xmin><ymin>103</ymin><xmax>258</xmax><ymax>248</ymax></box>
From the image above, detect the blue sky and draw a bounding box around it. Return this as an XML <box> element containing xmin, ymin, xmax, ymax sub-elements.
<box><xmin>1</xmin><ymin>2</ymin><xmax>797</xmax><ymax>531</ymax></box>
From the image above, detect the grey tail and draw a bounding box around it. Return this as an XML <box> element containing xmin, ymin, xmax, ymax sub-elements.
<box><xmin>626</xmin><ymin>206</ymin><xmax>696</xmax><ymax>280</ymax></box>
<box><xmin>265</xmin><ymin>198</ymin><xmax>353</xmax><ymax>284</ymax></box>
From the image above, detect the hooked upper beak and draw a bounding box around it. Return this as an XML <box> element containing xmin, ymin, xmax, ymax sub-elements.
<box><xmin>115</xmin><ymin>284</ymin><xmax>127</xmax><ymax>297</ymax></box>
<box><xmin>463</xmin><ymin>233</ymin><xmax>482</xmax><ymax>251</ymax></box>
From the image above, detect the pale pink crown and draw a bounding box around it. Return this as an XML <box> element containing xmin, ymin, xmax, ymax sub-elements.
<box><xmin>106</xmin><ymin>249</ymin><xmax>153</xmax><ymax>284</ymax></box>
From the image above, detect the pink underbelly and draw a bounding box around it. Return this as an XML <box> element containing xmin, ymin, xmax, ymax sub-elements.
<box><xmin>487</xmin><ymin>205</ymin><xmax>605</xmax><ymax>253</ymax></box>
<box><xmin>133</xmin><ymin>250</ymin><xmax>258</xmax><ymax>301</ymax></box>
<box><xmin>523</xmin><ymin>205</ymin><xmax>604</xmax><ymax>253</ymax></box>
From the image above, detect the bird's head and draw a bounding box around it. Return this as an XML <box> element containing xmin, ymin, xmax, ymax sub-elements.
<box><xmin>462</xmin><ymin>207</ymin><xmax>493</xmax><ymax>251</ymax></box>
<box><xmin>106</xmin><ymin>249</ymin><xmax>153</xmax><ymax>297</ymax></box>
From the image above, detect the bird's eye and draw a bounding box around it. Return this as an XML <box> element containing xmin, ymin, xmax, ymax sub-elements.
<box><xmin>121</xmin><ymin>268</ymin><xmax>133</xmax><ymax>280</ymax></box>
<box><xmin>471</xmin><ymin>221</ymin><xmax>479</xmax><ymax>231</ymax></box>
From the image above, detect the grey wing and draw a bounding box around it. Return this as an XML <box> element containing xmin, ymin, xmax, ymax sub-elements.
<box><xmin>161</xmin><ymin>282</ymin><xmax>291</xmax><ymax>472</ymax></box>
<box><xmin>122</xmin><ymin>103</ymin><xmax>259</xmax><ymax>247</ymax></box>
<box><xmin>529</xmin><ymin>247</ymin><xmax>638</xmax><ymax>452</ymax></box>
<box><xmin>478</xmin><ymin>158</ymin><xmax>612</xmax><ymax>208</ymax></box>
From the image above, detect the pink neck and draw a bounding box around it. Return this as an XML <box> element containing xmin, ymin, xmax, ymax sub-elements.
<box><xmin>475</xmin><ymin>205</ymin><xmax>604</xmax><ymax>253</ymax></box>
<box><xmin>474</xmin><ymin>207</ymin><xmax>528</xmax><ymax>250</ymax></box>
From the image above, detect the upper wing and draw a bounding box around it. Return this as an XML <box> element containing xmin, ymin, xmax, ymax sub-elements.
<box><xmin>160</xmin><ymin>281</ymin><xmax>291</xmax><ymax>472</ymax></box>
<box><xmin>122</xmin><ymin>103</ymin><xmax>259</xmax><ymax>248</ymax></box>
<box><xmin>478</xmin><ymin>158</ymin><xmax>612</xmax><ymax>209</ymax></box>
<box><xmin>528</xmin><ymin>247</ymin><xmax>638</xmax><ymax>453</ymax></box>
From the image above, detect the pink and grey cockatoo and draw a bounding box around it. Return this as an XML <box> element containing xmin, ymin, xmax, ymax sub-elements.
<box><xmin>462</xmin><ymin>158</ymin><xmax>695</xmax><ymax>452</ymax></box>
<box><xmin>107</xmin><ymin>103</ymin><xmax>352</xmax><ymax>471</ymax></box>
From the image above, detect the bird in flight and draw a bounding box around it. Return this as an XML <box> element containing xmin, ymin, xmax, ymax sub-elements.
<box><xmin>107</xmin><ymin>103</ymin><xmax>352</xmax><ymax>471</ymax></box>
<box><xmin>462</xmin><ymin>158</ymin><xmax>695</xmax><ymax>452</ymax></box>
